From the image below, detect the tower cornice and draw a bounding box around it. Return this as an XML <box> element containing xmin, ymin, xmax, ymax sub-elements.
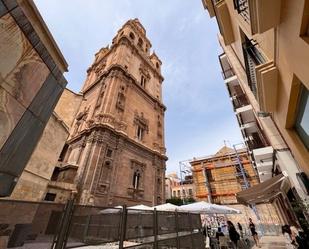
<box><xmin>114</xmin><ymin>36</ymin><xmax>163</xmax><ymax>81</ymax></box>
<box><xmin>82</xmin><ymin>64</ymin><xmax>166</xmax><ymax>112</ymax></box>
<box><xmin>89</xmin><ymin>36</ymin><xmax>163</xmax><ymax>82</ymax></box>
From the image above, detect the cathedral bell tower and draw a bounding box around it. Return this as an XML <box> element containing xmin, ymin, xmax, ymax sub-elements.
<box><xmin>48</xmin><ymin>19</ymin><xmax>167</xmax><ymax>206</ymax></box>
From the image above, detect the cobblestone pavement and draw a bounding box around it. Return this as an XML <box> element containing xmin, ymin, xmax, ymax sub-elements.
<box><xmin>252</xmin><ymin>235</ymin><xmax>287</xmax><ymax>249</ymax></box>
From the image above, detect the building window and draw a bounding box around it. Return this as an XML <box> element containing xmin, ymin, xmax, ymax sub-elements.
<box><xmin>138</xmin><ymin>38</ymin><xmax>143</xmax><ymax>48</ymax></box>
<box><xmin>129</xmin><ymin>32</ymin><xmax>135</xmax><ymax>40</ymax></box>
<box><xmin>44</xmin><ymin>193</ymin><xmax>56</xmax><ymax>202</ymax></box>
<box><xmin>189</xmin><ymin>188</ymin><xmax>193</xmax><ymax>196</ymax></box>
<box><xmin>137</xmin><ymin>126</ymin><xmax>144</xmax><ymax>141</ymax></box>
<box><xmin>51</xmin><ymin>167</ymin><xmax>60</xmax><ymax>181</ymax></box>
<box><xmin>295</xmin><ymin>85</ymin><xmax>309</xmax><ymax>149</ymax></box>
<box><xmin>134</xmin><ymin>112</ymin><xmax>148</xmax><ymax>141</ymax></box>
<box><xmin>177</xmin><ymin>190</ymin><xmax>181</xmax><ymax>197</ymax></box>
<box><xmin>233</xmin><ymin>0</ymin><xmax>250</xmax><ymax>24</ymax></box>
<box><xmin>182</xmin><ymin>189</ymin><xmax>186</xmax><ymax>197</ymax></box>
<box><xmin>173</xmin><ymin>190</ymin><xmax>176</xmax><ymax>197</ymax></box>
<box><xmin>106</xmin><ymin>148</ymin><xmax>113</xmax><ymax>158</ymax></box>
<box><xmin>140</xmin><ymin>75</ymin><xmax>146</xmax><ymax>88</ymax></box>
<box><xmin>133</xmin><ymin>170</ymin><xmax>141</xmax><ymax>189</ymax></box>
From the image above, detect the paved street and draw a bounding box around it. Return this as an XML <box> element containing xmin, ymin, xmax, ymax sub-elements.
<box><xmin>252</xmin><ymin>236</ymin><xmax>287</xmax><ymax>249</ymax></box>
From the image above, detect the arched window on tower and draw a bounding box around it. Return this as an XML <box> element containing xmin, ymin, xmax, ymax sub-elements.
<box><xmin>138</xmin><ymin>38</ymin><xmax>143</xmax><ymax>49</ymax></box>
<box><xmin>133</xmin><ymin>170</ymin><xmax>141</xmax><ymax>189</ymax></box>
<box><xmin>130</xmin><ymin>32</ymin><xmax>135</xmax><ymax>40</ymax></box>
<box><xmin>140</xmin><ymin>75</ymin><xmax>146</xmax><ymax>88</ymax></box>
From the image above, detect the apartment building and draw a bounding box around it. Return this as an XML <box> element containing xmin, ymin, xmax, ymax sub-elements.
<box><xmin>202</xmin><ymin>0</ymin><xmax>309</xmax><ymax>225</ymax></box>
<box><xmin>165</xmin><ymin>172</ymin><xmax>196</xmax><ymax>202</ymax></box>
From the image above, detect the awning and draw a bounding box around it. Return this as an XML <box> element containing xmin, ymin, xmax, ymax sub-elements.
<box><xmin>236</xmin><ymin>173</ymin><xmax>289</xmax><ymax>205</ymax></box>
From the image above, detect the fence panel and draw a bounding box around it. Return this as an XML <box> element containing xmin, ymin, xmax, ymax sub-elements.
<box><xmin>157</xmin><ymin>211</ymin><xmax>176</xmax><ymax>235</ymax></box>
<box><xmin>65</xmin><ymin>205</ymin><xmax>122</xmax><ymax>248</ymax></box>
<box><xmin>125</xmin><ymin>209</ymin><xmax>155</xmax><ymax>245</ymax></box>
<box><xmin>0</xmin><ymin>199</ymin><xmax>65</xmax><ymax>249</ymax></box>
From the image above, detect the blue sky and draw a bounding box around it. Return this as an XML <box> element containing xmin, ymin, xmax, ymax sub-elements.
<box><xmin>34</xmin><ymin>0</ymin><xmax>243</xmax><ymax>174</ymax></box>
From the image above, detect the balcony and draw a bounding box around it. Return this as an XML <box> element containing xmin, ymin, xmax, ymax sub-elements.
<box><xmin>219</xmin><ymin>53</ymin><xmax>235</xmax><ymax>80</ymax></box>
<box><xmin>214</xmin><ymin>0</ymin><xmax>235</xmax><ymax>45</ymax></box>
<box><xmin>236</xmin><ymin>105</ymin><xmax>255</xmax><ymax>124</ymax></box>
<box><xmin>252</xmin><ymin>146</ymin><xmax>274</xmax><ymax>182</ymax></box>
<box><xmin>233</xmin><ymin>0</ymin><xmax>282</xmax><ymax>34</ymax></box>
<box><xmin>241</xmin><ymin>122</ymin><xmax>269</xmax><ymax>151</ymax></box>
<box><xmin>243</xmin><ymin>39</ymin><xmax>278</xmax><ymax>112</ymax></box>
<box><xmin>226</xmin><ymin>80</ymin><xmax>250</xmax><ymax>110</ymax></box>
<box><xmin>232</xmin><ymin>94</ymin><xmax>250</xmax><ymax>110</ymax></box>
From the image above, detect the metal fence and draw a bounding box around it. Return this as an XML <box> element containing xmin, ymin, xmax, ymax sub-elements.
<box><xmin>0</xmin><ymin>199</ymin><xmax>205</xmax><ymax>249</ymax></box>
<box><xmin>0</xmin><ymin>199</ymin><xmax>65</xmax><ymax>248</ymax></box>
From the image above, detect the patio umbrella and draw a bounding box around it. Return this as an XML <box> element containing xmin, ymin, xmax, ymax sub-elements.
<box><xmin>152</xmin><ymin>203</ymin><xmax>178</xmax><ymax>211</ymax></box>
<box><xmin>178</xmin><ymin>201</ymin><xmax>240</xmax><ymax>214</ymax></box>
<box><xmin>128</xmin><ymin>204</ymin><xmax>153</xmax><ymax>210</ymax></box>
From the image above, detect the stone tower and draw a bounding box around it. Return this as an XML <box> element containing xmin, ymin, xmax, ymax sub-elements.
<box><xmin>48</xmin><ymin>19</ymin><xmax>167</xmax><ymax>206</ymax></box>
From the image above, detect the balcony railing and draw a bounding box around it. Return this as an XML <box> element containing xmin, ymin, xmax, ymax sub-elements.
<box><xmin>233</xmin><ymin>0</ymin><xmax>250</xmax><ymax>24</ymax></box>
<box><xmin>242</xmin><ymin>39</ymin><xmax>265</xmax><ymax>98</ymax></box>
<box><xmin>222</xmin><ymin>68</ymin><xmax>235</xmax><ymax>79</ymax></box>
<box><xmin>232</xmin><ymin>94</ymin><xmax>250</xmax><ymax>109</ymax></box>
<box><xmin>233</xmin><ymin>0</ymin><xmax>282</xmax><ymax>34</ymax></box>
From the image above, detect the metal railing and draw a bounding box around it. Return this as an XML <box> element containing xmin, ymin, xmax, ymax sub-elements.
<box><xmin>221</xmin><ymin>68</ymin><xmax>235</xmax><ymax>80</ymax></box>
<box><xmin>232</xmin><ymin>94</ymin><xmax>250</xmax><ymax>110</ymax></box>
<box><xmin>233</xmin><ymin>0</ymin><xmax>250</xmax><ymax>23</ymax></box>
<box><xmin>242</xmin><ymin>39</ymin><xmax>265</xmax><ymax>99</ymax></box>
<box><xmin>0</xmin><ymin>199</ymin><xmax>205</xmax><ymax>249</ymax></box>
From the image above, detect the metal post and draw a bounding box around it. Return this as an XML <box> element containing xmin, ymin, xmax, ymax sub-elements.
<box><xmin>175</xmin><ymin>211</ymin><xmax>180</xmax><ymax>249</ymax></box>
<box><xmin>179</xmin><ymin>162</ymin><xmax>185</xmax><ymax>204</ymax></box>
<box><xmin>233</xmin><ymin>144</ymin><xmax>249</xmax><ymax>189</ymax></box>
<box><xmin>153</xmin><ymin>208</ymin><xmax>158</xmax><ymax>249</ymax></box>
<box><xmin>202</xmin><ymin>161</ymin><xmax>213</xmax><ymax>203</ymax></box>
<box><xmin>233</xmin><ymin>143</ymin><xmax>263</xmax><ymax>234</ymax></box>
<box><xmin>188</xmin><ymin>213</ymin><xmax>194</xmax><ymax>248</ymax></box>
<box><xmin>53</xmin><ymin>198</ymin><xmax>75</xmax><ymax>249</ymax></box>
<box><xmin>119</xmin><ymin>205</ymin><xmax>127</xmax><ymax>249</ymax></box>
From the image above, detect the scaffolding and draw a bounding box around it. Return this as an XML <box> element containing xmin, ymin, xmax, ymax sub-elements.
<box><xmin>190</xmin><ymin>145</ymin><xmax>259</xmax><ymax>204</ymax></box>
<box><xmin>188</xmin><ymin>143</ymin><xmax>266</xmax><ymax>233</ymax></box>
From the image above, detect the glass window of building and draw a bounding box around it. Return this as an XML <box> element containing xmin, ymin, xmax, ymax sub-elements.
<box><xmin>295</xmin><ymin>85</ymin><xmax>309</xmax><ymax>149</ymax></box>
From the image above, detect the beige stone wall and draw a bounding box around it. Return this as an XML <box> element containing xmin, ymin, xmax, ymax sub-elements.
<box><xmin>274</xmin><ymin>0</ymin><xmax>309</xmax><ymax>174</ymax></box>
<box><xmin>9</xmin><ymin>89</ymin><xmax>82</xmax><ymax>201</ymax></box>
<box><xmin>9</xmin><ymin>114</ymin><xmax>69</xmax><ymax>201</ymax></box>
<box><xmin>54</xmin><ymin>88</ymin><xmax>83</xmax><ymax>128</ymax></box>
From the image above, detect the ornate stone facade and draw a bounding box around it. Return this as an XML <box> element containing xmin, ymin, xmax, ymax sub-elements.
<box><xmin>47</xmin><ymin>19</ymin><xmax>167</xmax><ymax>206</ymax></box>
